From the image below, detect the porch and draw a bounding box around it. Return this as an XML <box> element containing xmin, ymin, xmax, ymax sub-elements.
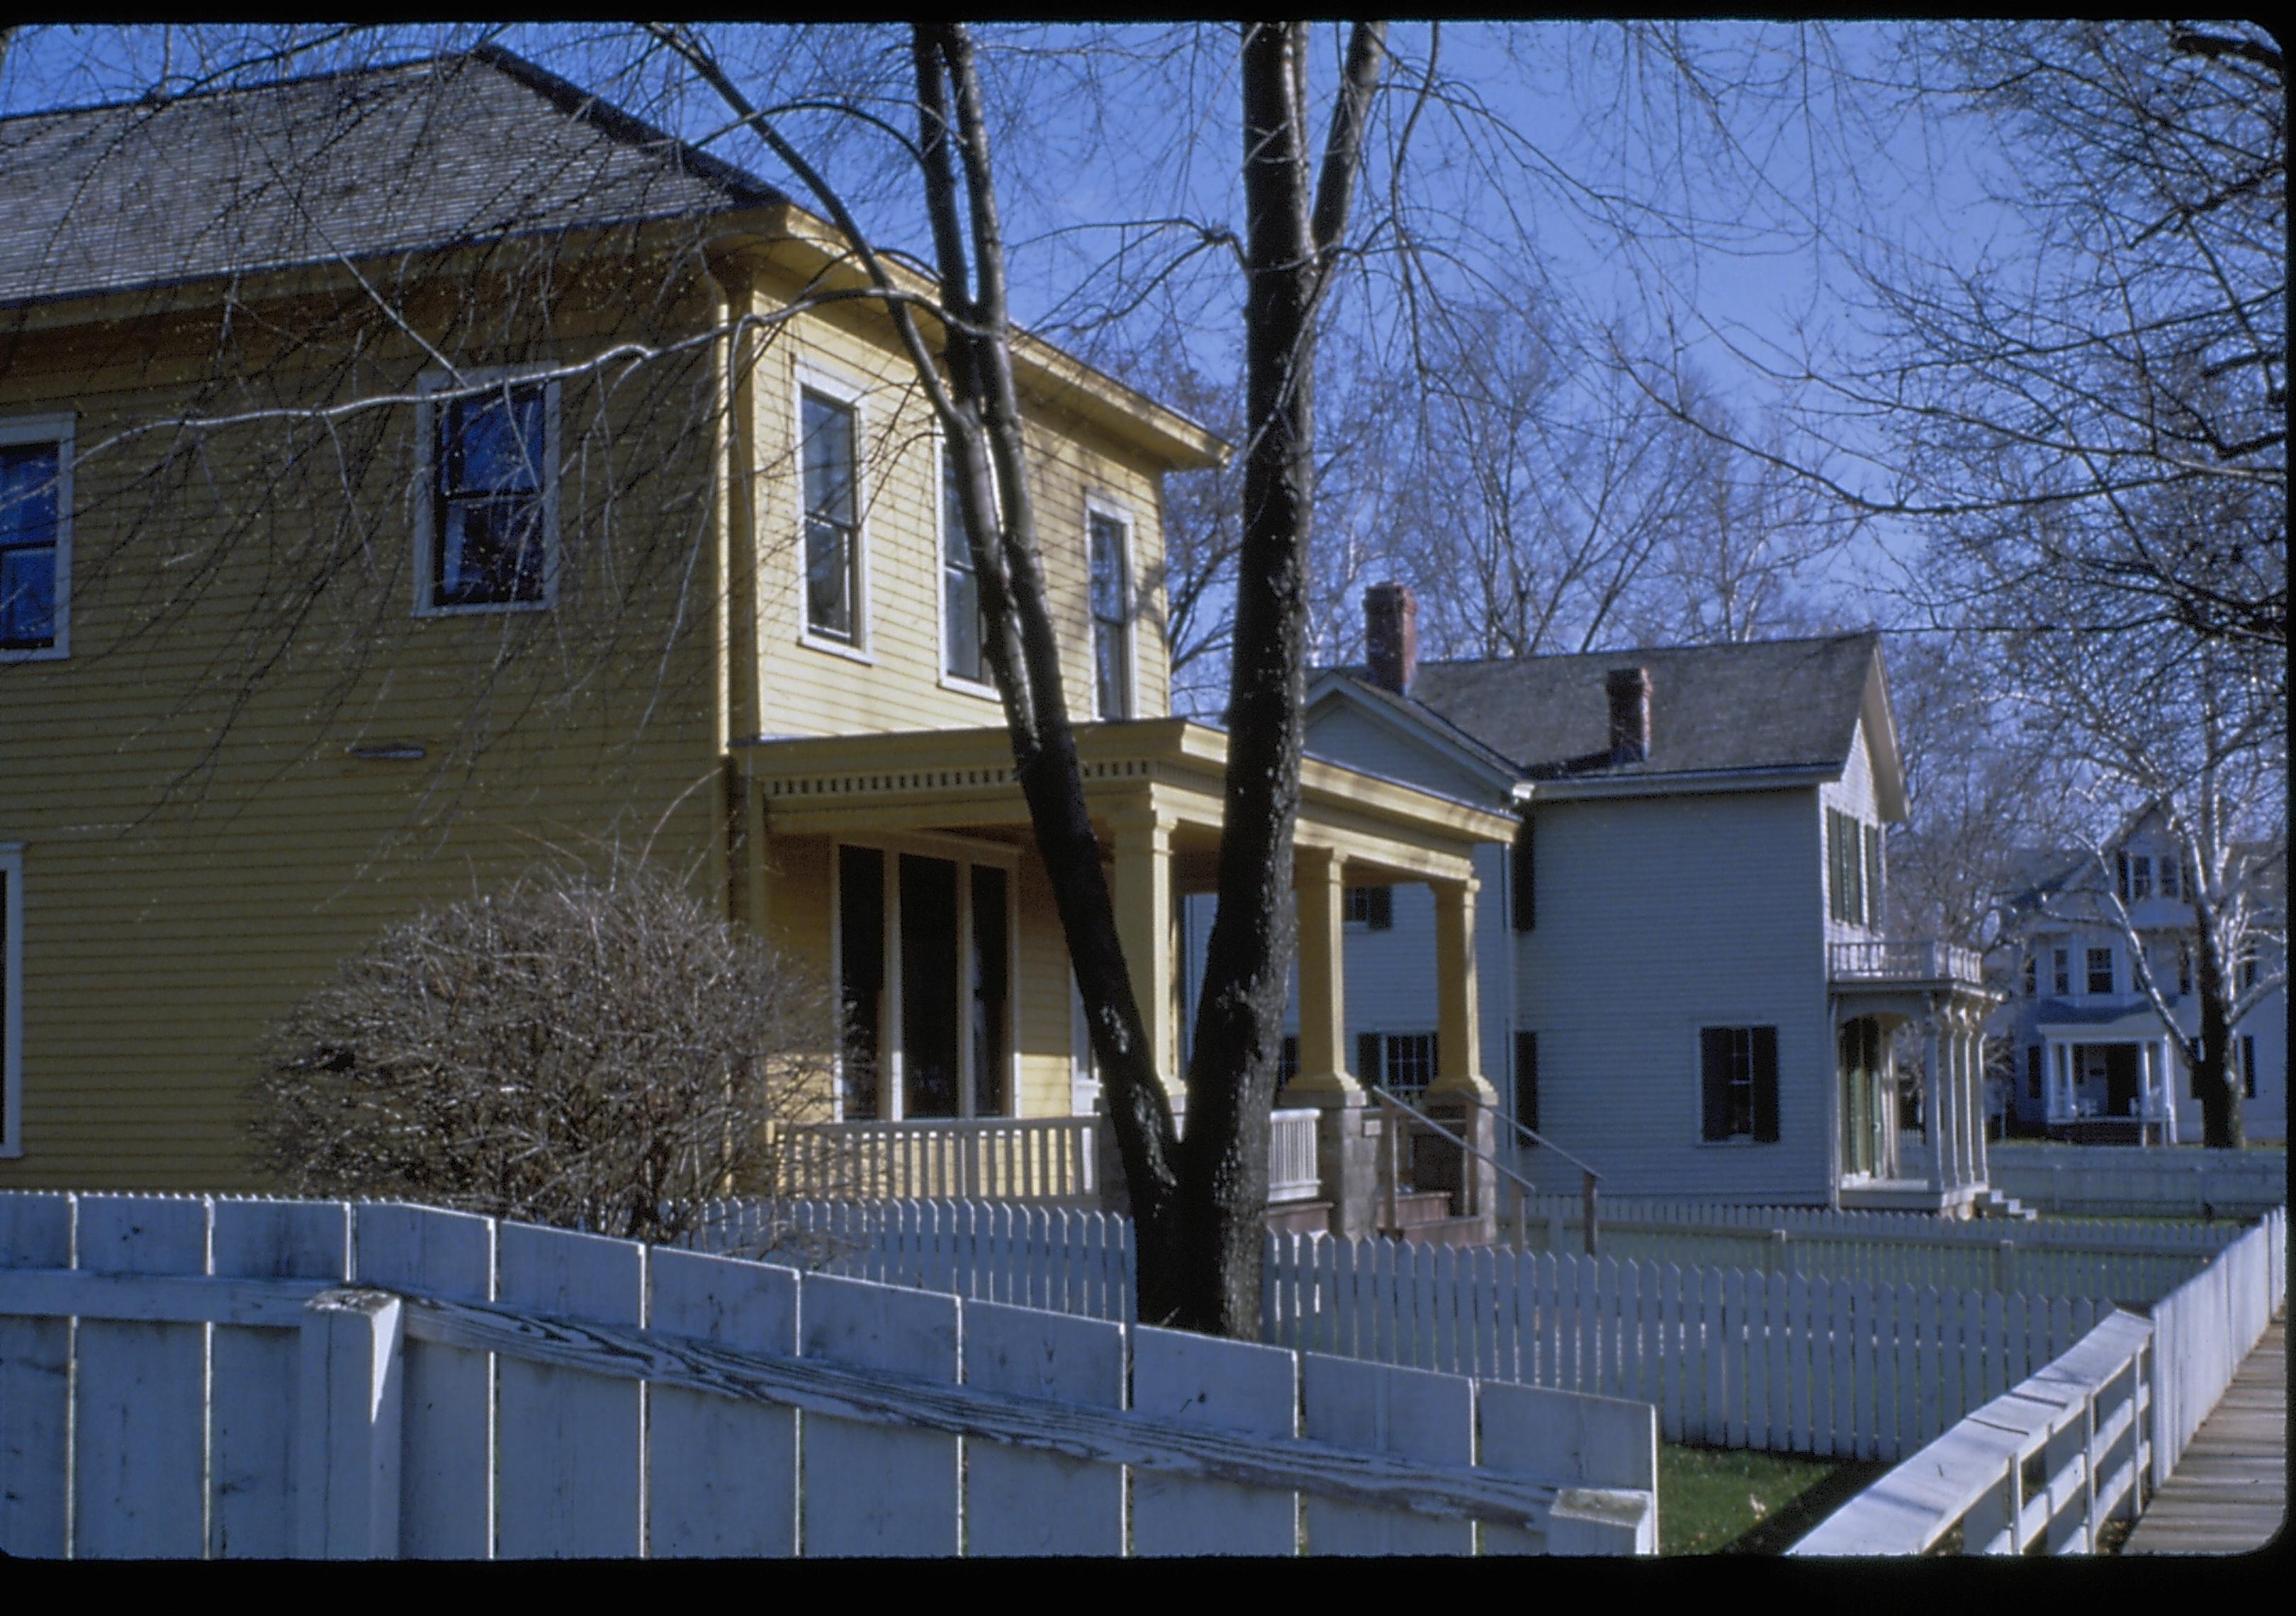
<box><xmin>2032</xmin><ymin>1007</ymin><xmax>2185</xmax><ymax>1145</ymax></box>
<box><xmin>735</xmin><ymin>718</ymin><xmax>1519</xmax><ymax>1230</ymax></box>
<box><xmin>1829</xmin><ymin>939</ymin><xmax>2003</xmax><ymax>1216</ymax></box>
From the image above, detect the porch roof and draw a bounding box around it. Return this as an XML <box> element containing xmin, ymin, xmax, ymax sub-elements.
<box><xmin>733</xmin><ymin>717</ymin><xmax>1519</xmax><ymax>884</ymax></box>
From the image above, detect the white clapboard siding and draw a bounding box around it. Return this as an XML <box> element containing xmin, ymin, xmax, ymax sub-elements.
<box><xmin>0</xmin><ymin>1193</ymin><xmax>73</xmax><ymax>1558</ymax></box>
<box><xmin>72</xmin><ymin>1195</ymin><xmax>211</xmax><ymax>1559</ymax></box>
<box><xmin>210</xmin><ymin>1199</ymin><xmax>351</xmax><ymax>1557</ymax></box>
<box><xmin>352</xmin><ymin>1203</ymin><xmax>496</xmax><ymax>1559</ymax></box>
<box><xmin>494</xmin><ymin>1223</ymin><xmax>646</xmax><ymax>1558</ymax></box>
<box><xmin>646</xmin><ymin>1247</ymin><xmax>799</xmax><ymax>1557</ymax></box>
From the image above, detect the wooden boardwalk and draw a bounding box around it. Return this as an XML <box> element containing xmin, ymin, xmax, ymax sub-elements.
<box><xmin>2124</xmin><ymin>1315</ymin><xmax>2286</xmax><ymax>1556</ymax></box>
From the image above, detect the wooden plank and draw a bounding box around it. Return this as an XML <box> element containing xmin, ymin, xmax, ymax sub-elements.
<box><xmin>1743</xmin><ymin>1270</ymin><xmax>1768</xmax><ymax>1453</ymax></box>
<box><xmin>1702</xmin><ymin>1267</ymin><xmax>1727</xmax><ymax>1447</ymax></box>
<box><xmin>799</xmin><ymin>1272</ymin><xmax>960</xmax><ymax>1556</ymax></box>
<box><xmin>494</xmin><ymin>1223</ymin><xmax>644</xmax><ymax>1558</ymax></box>
<box><xmin>0</xmin><ymin>1192</ymin><xmax>74</xmax><ymax>1557</ymax></box>
<box><xmin>1828</xmin><ymin>1279</ymin><xmax>1855</xmax><ymax>1460</ymax></box>
<box><xmin>1300</xmin><ymin>1354</ymin><xmax>1473</xmax><ymax>1555</ymax></box>
<box><xmin>1893</xmin><ymin>1284</ymin><xmax>1919</xmax><ymax>1464</ymax></box>
<box><xmin>210</xmin><ymin>1199</ymin><xmax>349</xmax><ymax>1557</ymax></box>
<box><xmin>645</xmin><ymin>1247</ymin><xmax>799</xmax><ymax>1557</ymax></box>
<box><xmin>1130</xmin><ymin>1323</ymin><xmax>1299</xmax><ymax>1556</ymax></box>
<box><xmin>73</xmin><ymin>1195</ymin><xmax>210</xmax><ymax>1559</ymax></box>
<box><xmin>351</xmin><ymin>1203</ymin><xmax>495</xmax><ymax>1559</ymax></box>
<box><xmin>961</xmin><ymin>1298</ymin><xmax>1126</xmax><ymax>1556</ymax></box>
<box><xmin>1658</xmin><ymin>1262</ymin><xmax>1684</xmax><ymax>1444</ymax></box>
<box><xmin>1480</xmin><ymin>1379</ymin><xmax>1658</xmax><ymax>1554</ymax></box>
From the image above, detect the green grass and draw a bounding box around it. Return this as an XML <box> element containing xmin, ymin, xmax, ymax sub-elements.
<box><xmin>1657</xmin><ymin>1444</ymin><xmax>1889</xmax><ymax>1555</ymax></box>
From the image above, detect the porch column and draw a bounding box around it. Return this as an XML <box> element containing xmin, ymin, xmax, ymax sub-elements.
<box><xmin>1923</xmin><ymin>1011</ymin><xmax>1947</xmax><ymax>1192</ymax></box>
<box><xmin>1969</xmin><ymin>1019</ymin><xmax>1990</xmax><ymax>1186</ymax></box>
<box><xmin>2162</xmin><ymin>1036</ymin><xmax>2181</xmax><ymax>1144</ymax></box>
<box><xmin>1281</xmin><ymin>844</ymin><xmax>1377</xmax><ymax>1238</ymax></box>
<box><xmin>1424</xmin><ymin>873</ymin><xmax>1498</xmax><ymax>1242</ymax></box>
<box><xmin>1111</xmin><ymin>811</ymin><xmax>1179</xmax><ymax>1098</ymax></box>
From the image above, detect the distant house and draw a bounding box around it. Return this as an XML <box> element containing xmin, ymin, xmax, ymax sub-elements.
<box><xmin>1188</xmin><ymin>585</ymin><xmax>2009</xmax><ymax>1216</ymax></box>
<box><xmin>0</xmin><ymin>52</ymin><xmax>1515</xmax><ymax>1190</ymax></box>
<box><xmin>1996</xmin><ymin>814</ymin><xmax>2287</xmax><ymax>1145</ymax></box>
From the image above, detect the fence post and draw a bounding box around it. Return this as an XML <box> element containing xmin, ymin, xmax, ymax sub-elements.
<box><xmin>1582</xmin><ymin>1172</ymin><xmax>1599</xmax><ymax>1258</ymax></box>
<box><xmin>296</xmin><ymin>1288</ymin><xmax>405</xmax><ymax>1559</ymax></box>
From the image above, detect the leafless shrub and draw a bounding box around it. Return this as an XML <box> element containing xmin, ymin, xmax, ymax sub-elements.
<box><xmin>252</xmin><ymin>860</ymin><xmax>839</xmax><ymax>1244</ymax></box>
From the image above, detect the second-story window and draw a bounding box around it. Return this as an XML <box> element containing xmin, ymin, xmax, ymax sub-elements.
<box><xmin>2179</xmin><ymin>942</ymin><xmax>2193</xmax><ymax>995</ymax></box>
<box><xmin>2053</xmin><ymin>947</ymin><xmax>2071</xmax><ymax>996</ymax></box>
<box><xmin>2086</xmin><ymin>946</ymin><xmax>2114</xmax><ymax>995</ymax></box>
<box><xmin>1</xmin><ymin>419</ymin><xmax>69</xmax><ymax>658</ymax></box>
<box><xmin>1827</xmin><ymin>808</ymin><xmax>1865</xmax><ymax>926</ymax></box>
<box><xmin>1088</xmin><ymin>509</ymin><xmax>1132</xmax><ymax>719</ymax></box>
<box><xmin>801</xmin><ymin>388</ymin><xmax>860</xmax><ymax>643</ymax></box>
<box><xmin>428</xmin><ymin>381</ymin><xmax>553</xmax><ymax>610</ymax></box>
<box><xmin>2161</xmin><ymin>860</ymin><xmax>2181</xmax><ymax>900</ymax></box>
<box><xmin>941</xmin><ymin>453</ymin><xmax>987</xmax><ymax>684</ymax></box>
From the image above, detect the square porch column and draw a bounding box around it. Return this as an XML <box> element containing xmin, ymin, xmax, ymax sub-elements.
<box><xmin>1423</xmin><ymin>874</ymin><xmax>1498</xmax><ymax>1242</ymax></box>
<box><xmin>1968</xmin><ymin>1019</ymin><xmax>1990</xmax><ymax>1186</ymax></box>
<box><xmin>1110</xmin><ymin>811</ymin><xmax>1180</xmax><ymax>1098</ymax></box>
<box><xmin>1278</xmin><ymin>844</ymin><xmax>1378</xmax><ymax>1239</ymax></box>
<box><xmin>1924</xmin><ymin>1013</ymin><xmax>1947</xmax><ymax>1195</ymax></box>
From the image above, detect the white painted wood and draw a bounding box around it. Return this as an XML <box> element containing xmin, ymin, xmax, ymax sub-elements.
<box><xmin>296</xmin><ymin>1287</ymin><xmax>404</xmax><ymax>1559</ymax></box>
<box><xmin>211</xmin><ymin>1198</ymin><xmax>349</xmax><ymax>1557</ymax></box>
<box><xmin>1300</xmin><ymin>1353</ymin><xmax>1473</xmax><ymax>1554</ymax></box>
<box><xmin>645</xmin><ymin>1247</ymin><xmax>799</xmax><ymax>1557</ymax></box>
<box><xmin>72</xmin><ymin>1195</ymin><xmax>209</xmax><ymax>1559</ymax></box>
<box><xmin>0</xmin><ymin>1191</ymin><xmax>72</xmax><ymax>1557</ymax></box>
<box><xmin>494</xmin><ymin>1222</ymin><xmax>644</xmax><ymax>1558</ymax></box>
<box><xmin>1130</xmin><ymin>1323</ymin><xmax>1299</xmax><ymax>1556</ymax></box>
<box><xmin>1480</xmin><ymin>1378</ymin><xmax>1657</xmax><ymax>1554</ymax></box>
<box><xmin>799</xmin><ymin>1270</ymin><xmax>960</xmax><ymax>1556</ymax></box>
<box><xmin>960</xmin><ymin>1298</ymin><xmax>1125</xmax><ymax>1556</ymax></box>
<box><xmin>351</xmin><ymin>1203</ymin><xmax>495</xmax><ymax>1559</ymax></box>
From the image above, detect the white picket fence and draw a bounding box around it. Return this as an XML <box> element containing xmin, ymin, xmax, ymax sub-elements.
<box><xmin>1793</xmin><ymin>1310</ymin><xmax>2155</xmax><ymax>1556</ymax></box>
<box><xmin>687</xmin><ymin>1197</ymin><xmax>1136</xmax><ymax>1322</ymax></box>
<box><xmin>1512</xmin><ymin>1193</ymin><xmax>2231</xmax><ymax>1304</ymax></box>
<box><xmin>1260</xmin><ymin>1235</ymin><xmax>2112</xmax><ymax>1462</ymax></box>
<box><xmin>0</xmin><ymin>1192</ymin><xmax>1658</xmax><ymax>1558</ymax></box>
<box><xmin>2146</xmin><ymin>1205</ymin><xmax>2287</xmax><ymax>1484</ymax></box>
<box><xmin>1794</xmin><ymin>1205</ymin><xmax>2285</xmax><ymax>1556</ymax></box>
<box><xmin>1985</xmin><ymin>1143</ymin><xmax>2288</xmax><ymax>1219</ymax></box>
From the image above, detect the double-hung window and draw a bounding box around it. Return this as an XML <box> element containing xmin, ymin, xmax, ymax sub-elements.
<box><xmin>1357</xmin><ymin>1030</ymin><xmax>1436</xmax><ymax>1094</ymax></box>
<box><xmin>1699</xmin><ymin>1025</ymin><xmax>1780</xmax><ymax>1143</ymax></box>
<box><xmin>1</xmin><ymin>843</ymin><xmax>21</xmax><ymax>1157</ymax></box>
<box><xmin>2086</xmin><ymin>946</ymin><xmax>2114</xmax><ymax>995</ymax></box>
<box><xmin>1344</xmin><ymin>885</ymin><xmax>1392</xmax><ymax>930</ymax></box>
<box><xmin>420</xmin><ymin>377</ymin><xmax>554</xmax><ymax>612</ymax></box>
<box><xmin>1</xmin><ymin>417</ymin><xmax>71</xmax><ymax>658</ymax></box>
<box><xmin>941</xmin><ymin>451</ymin><xmax>988</xmax><ymax>685</ymax></box>
<box><xmin>2052</xmin><ymin>947</ymin><xmax>2071</xmax><ymax>997</ymax></box>
<box><xmin>801</xmin><ymin>388</ymin><xmax>861</xmax><ymax>644</ymax></box>
<box><xmin>1827</xmin><ymin>809</ymin><xmax>1867</xmax><ymax>926</ymax></box>
<box><xmin>1088</xmin><ymin>507</ymin><xmax>1132</xmax><ymax>719</ymax></box>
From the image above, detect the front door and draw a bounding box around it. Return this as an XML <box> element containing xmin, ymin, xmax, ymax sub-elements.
<box><xmin>836</xmin><ymin>842</ymin><xmax>1011</xmax><ymax>1121</ymax></box>
<box><xmin>1840</xmin><ymin>1019</ymin><xmax>1882</xmax><ymax>1177</ymax></box>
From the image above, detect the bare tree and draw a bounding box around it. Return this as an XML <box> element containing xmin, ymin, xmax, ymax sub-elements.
<box><xmin>252</xmin><ymin>860</ymin><xmax>840</xmax><ymax>1243</ymax></box>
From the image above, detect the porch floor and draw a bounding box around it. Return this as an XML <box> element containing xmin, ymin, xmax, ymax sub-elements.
<box><xmin>1836</xmin><ymin>1178</ymin><xmax>1983</xmax><ymax>1216</ymax></box>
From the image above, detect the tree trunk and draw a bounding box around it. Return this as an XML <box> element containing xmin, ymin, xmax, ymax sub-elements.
<box><xmin>2189</xmin><ymin>917</ymin><xmax>2246</xmax><ymax>1148</ymax></box>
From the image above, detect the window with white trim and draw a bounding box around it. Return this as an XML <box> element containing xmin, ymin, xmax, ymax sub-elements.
<box><xmin>1699</xmin><ymin>1024</ymin><xmax>1779</xmax><ymax>1143</ymax></box>
<box><xmin>2086</xmin><ymin>946</ymin><xmax>2114</xmax><ymax>995</ymax></box>
<box><xmin>1</xmin><ymin>416</ymin><xmax>72</xmax><ymax>658</ymax></box>
<box><xmin>801</xmin><ymin>387</ymin><xmax>862</xmax><ymax>644</ymax></box>
<box><xmin>1357</xmin><ymin>1029</ymin><xmax>1436</xmax><ymax>1094</ymax></box>
<box><xmin>1</xmin><ymin>844</ymin><xmax>21</xmax><ymax>1157</ymax></box>
<box><xmin>417</xmin><ymin>376</ymin><xmax>556</xmax><ymax>612</ymax></box>
<box><xmin>940</xmin><ymin>449</ymin><xmax>988</xmax><ymax>685</ymax></box>
<box><xmin>1088</xmin><ymin>507</ymin><xmax>1132</xmax><ymax>719</ymax></box>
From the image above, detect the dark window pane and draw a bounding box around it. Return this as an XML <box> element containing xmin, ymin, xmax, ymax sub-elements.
<box><xmin>1089</xmin><ymin>513</ymin><xmax>1130</xmax><ymax>717</ymax></box>
<box><xmin>899</xmin><ymin>854</ymin><xmax>960</xmax><ymax>1119</ymax></box>
<box><xmin>437</xmin><ymin>498</ymin><xmax>546</xmax><ymax>605</ymax></box>
<box><xmin>0</xmin><ymin>544</ymin><xmax>57</xmax><ymax>647</ymax></box>
<box><xmin>970</xmin><ymin>865</ymin><xmax>1008</xmax><ymax>1118</ymax></box>
<box><xmin>444</xmin><ymin>390</ymin><xmax>544</xmax><ymax>494</ymax></box>
<box><xmin>838</xmin><ymin>846</ymin><xmax>885</xmax><ymax>1120</ymax></box>
<box><xmin>807</xmin><ymin>515</ymin><xmax>852</xmax><ymax>637</ymax></box>
<box><xmin>944</xmin><ymin>564</ymin><xmax>982</xmax><ymax>682</ymax></box>
<box><xmin>1</xmin><ymin>444</ymin><xmax>59</xmax><ymax>542</ymax></box>
<box><xmin>1511</xmin><ymin>819</ymin><xmax>1536</xmax><ymax>931</ymax></box>
<box><xmin>801</xmin><ymin>393</ymin><xmax>855</xmax><ymax>527</ymax></box>
<box><xmin>1367</xmin><ymin>886</ymin><xmax>1393</xmax><ymax>931</ymax></box>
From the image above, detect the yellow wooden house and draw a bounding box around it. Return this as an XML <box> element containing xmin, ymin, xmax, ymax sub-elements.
<box><xmin>0</xmin><ymin>47</ymin><xmax>1514</xmax><ymax>1199</ymax></box>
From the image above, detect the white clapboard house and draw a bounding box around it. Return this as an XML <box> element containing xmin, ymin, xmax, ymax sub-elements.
<box><xmin>1184</xmin><ymin>585</ymin><xmax>2005</xmax><ymax>1215</ymax></box>
<box><xmin>1995</xmin><ymin>812</ymin><xmax>2287</xmax><ymax>1145</ymax></box>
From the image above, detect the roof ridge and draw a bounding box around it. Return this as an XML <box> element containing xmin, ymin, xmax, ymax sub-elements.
<box><xmin>0</xmin><ymin>47</ymin><xmax>471</xmax><ymax>129</ymax></box>
<box><xmin>1400</xmin><ymin>628</ymin><xmax>1877</xmax><ymax>674</ymax></box>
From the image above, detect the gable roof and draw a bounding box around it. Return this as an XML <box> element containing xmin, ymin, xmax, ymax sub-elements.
<box><xmin>0</xmin><ymin>47</ymin><xmax>783</xmax><ymax>310</ymax></box>
<box><xmin>1320</xmin><ymin>632</ymin><xmax>1907</xmax><ymax>815</ymax></box>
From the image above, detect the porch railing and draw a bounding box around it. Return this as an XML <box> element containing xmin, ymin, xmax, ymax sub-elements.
<box><xmin>1830</xmin><ymin>938</ymin><xmax>1987</xmax><ymax>986</ymax></box>
<box><xmin>771</xmin><ymin>1116</ymin><xmax>1098</xmax><ymax>1203</ymax></box>
<box><xmin>1268</xmin><ymin>1109</ymin><xmax>1322</xmax><ymax>1205</ymax></box>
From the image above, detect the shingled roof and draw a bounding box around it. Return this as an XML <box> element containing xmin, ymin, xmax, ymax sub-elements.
<box><xmin>1373</xmin><ymin>631</ymin><xmax>1886</xmax><ymax>781</ymax></box>
<box><xmin>0</xmin><ymin>47</ymin><xmax>785</xmax><ymax>310</ymax></box>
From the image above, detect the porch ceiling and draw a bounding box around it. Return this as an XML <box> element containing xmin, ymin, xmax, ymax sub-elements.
<box><xmin>733</xmin><ymin>717</ymin><xmax>1517</xmax><ymax>882</ymax></box>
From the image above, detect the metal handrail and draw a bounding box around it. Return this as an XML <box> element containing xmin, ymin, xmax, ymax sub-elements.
<box><xmin>1367</xmin><ymin>1084</ymin><xmax>1565</xmax><ymax>1254</ymax></box>
<box><xmin>1493</xmin><ymin>1110</ymin><xmax>1602</xmax><ymax>1256</ymax></box>
<box><xmin>1494</xmin><ymin>1111</ymin><xmax>1603</xmax><ymax>1184</ymax></box>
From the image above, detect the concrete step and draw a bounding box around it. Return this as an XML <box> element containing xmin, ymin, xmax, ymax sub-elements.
<box><xmin>1383</xmin><ymin>1190</ymin><xmax>1457</xmax><ymax>1228</ymax></box>
<box><xmin>1263</xmin><ymin>1200</ymin><xmax>1332</xmax><ymax>1238</ymax></box>
<box><xmin>1383</xmin><ymin>1214</ymin><xmax>1488</xmax><ymax>1247</ymax></box>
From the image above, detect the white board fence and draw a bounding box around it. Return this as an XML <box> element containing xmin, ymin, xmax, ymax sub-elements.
<box><xmin>2144</xmin><ymin>1204</ymin><xmax>2287</xmax><ymax>1486</ymax></box>
<box><xmin>1983</xmin><ymin>1144</ymin><xmax>2288</xmax><ymax>1220</ymax></box>
<box><xmin>0</xmin><ymin>1194</ymin><xmax>1657</xmax><ymax>1559</ymax></box>
<box><xmin>1259</xmin><ymin>1234</ymin><xmax>2112</xmax><ymax>1463</ymax></box>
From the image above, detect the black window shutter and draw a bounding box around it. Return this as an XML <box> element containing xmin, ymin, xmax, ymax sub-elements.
<box><xmin>1367</xmin><ymin>886</ymin><xmax>1393</xmax><ymax>931</ymax></box>
<box><xmin>1864</xmin><ymin>824</ymin><xmax>1884</xmax><ymax>929</ymax></box>
<box><xmin>2243</xmin><ymin>1037</ymin><xmax>2257</xmax><ymax>1099</ymax></box>
<box><xmin>1515</xmin><ymin>1031</ymin><xmax>1539</xmax><ymax>1133</ymax></box>
<box><xmin>1699</xmin><ymin>1028</ymin><xmax>1730</xmax><ymax>1141</ymax></box>
<box><xmin>1356</xmin><ymin>1031</ymin><xmax>1383</xmax><ymax>1087</ymax></box>
<box><xmin>1511</xmin><ymin>819</ymin><xmax>1536</xmax><ymax>931</ymax></box>
<box><xmin>1752</xmin><ymin>1026</ymin><xmax>1781</xmax><ymax>1142</ymax></box>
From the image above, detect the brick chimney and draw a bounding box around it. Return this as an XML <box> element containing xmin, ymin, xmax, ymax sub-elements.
<box><xmin>1364</xmin><ymin>582</ymin><xmax>1418</xmax><ymax>695</ymax></box>
<box><xmin>1606</xmin><ymin>666</ymin><xmax>1652</xmax><ymax>763</ymax></box>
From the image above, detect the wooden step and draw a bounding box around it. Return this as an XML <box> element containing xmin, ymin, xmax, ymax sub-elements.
<box><xmin>1262</xmin><ymin>1200</ymin><xmax>1332</xmax><ymax>1238</ymax></box>
<box><xmin>1383</xmin><ymin>1190</ymin><xmax>1456</xmax><ymax>1228</ymax></box>
<box><xmin>1383</xmin><ymin>1214</ymin><xmax>1488</xmax><ymax>1247</ymax></box>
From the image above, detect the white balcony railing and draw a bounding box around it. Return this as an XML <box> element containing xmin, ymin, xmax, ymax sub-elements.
<box><xmin>1268</xmin><ymin>1109</ymin><xmax>1322</xmax><ymax>1205</ymax></box>
<box><xmin>1830</xmin><ymin>938</ymin><xmax>1986</xmax><ymax>987</ymax></box>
